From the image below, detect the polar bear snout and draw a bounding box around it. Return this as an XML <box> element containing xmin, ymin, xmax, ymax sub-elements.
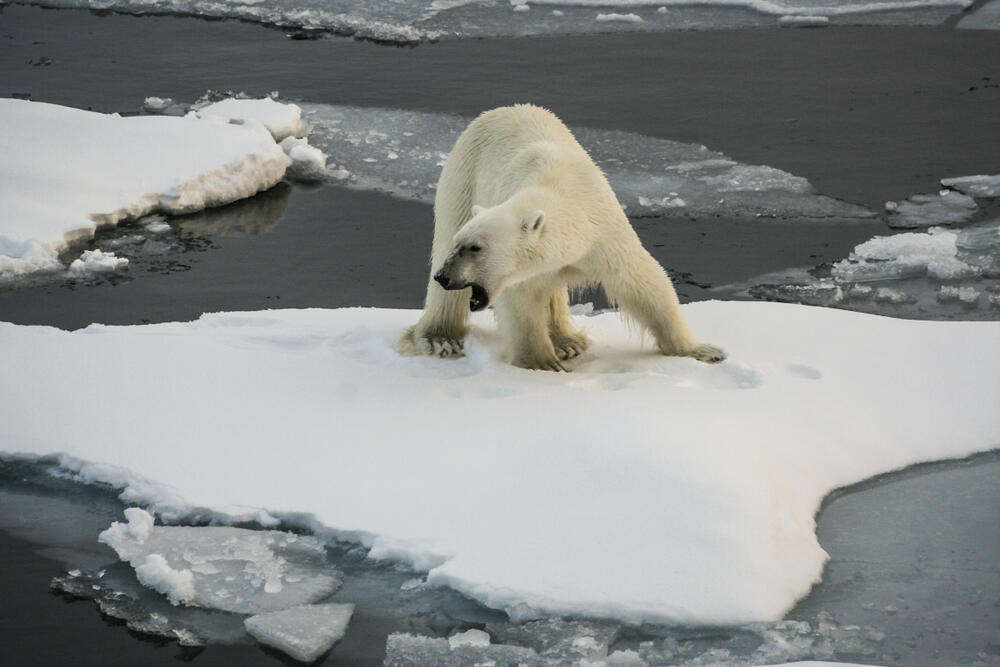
<box><xmin>434</xmin><ymin>267</ymin><xmax>491</xmax><ymax>312</ymax></box>
<box><xmin>433</xmin><ymin>269</ymin><xmax>455</xmax><ymax>290</ymax></box>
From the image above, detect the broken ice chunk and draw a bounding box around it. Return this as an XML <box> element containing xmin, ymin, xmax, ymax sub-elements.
<box><xmin>447</xmin><ymin>628</ymin><xmax>490</xmax><ymax>649</ymax></box>
<box><xmin>196</xmin><ymin>98</ymin><xmax>305</xmax><ymax>142</ymax></box>
<box><xmin>245</xmin><ymin>602</ymin><xmax>354</xmax><ymax>663</ymax></box>
<box><xmin>279</xmin><ymin>136</ymin><xmax>327</xmax><ymax>181</ymax></box>
<box><xmin>490</xmin><ymin>617</ymin><xmax>620</xmax><ymax>662</ymax></box>
<box><xmin>941</xmin><ymin>174</ymin><xmax>1000</xmax><ymax>199</ymax></box>
<box><xmin>67</xmin><ymin>249</ymin><xmax>129</xmax><ymax>275</ymax></box>
<box><xmin>384</xmin><ymin>633</ymin><xmax>540</xmax><ymax>666</ymax></box>
<box><xmin>937</xmin><ymin>285</ymin><xmax>980</xmax><ymax>305</ymax></box>
<box><xmin>99</xmin><ymin>508</ymin><xmax>341</xmax><ymax>613</ymax></box>
<box><xmin>885</xmin><ymin>190</ymin><xmax>978</xmax><ymax>228</ymax></box>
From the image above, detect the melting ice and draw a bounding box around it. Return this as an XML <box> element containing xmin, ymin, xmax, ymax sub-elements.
<box><xmin>299</xmin><ymin>102</ymin><xmax>871</xmax><ymax>219</ymax></box>
<box><xmin>25</xmin><ymin>0</ymin><xmax>972</xmax><ymax>41</ymax></box>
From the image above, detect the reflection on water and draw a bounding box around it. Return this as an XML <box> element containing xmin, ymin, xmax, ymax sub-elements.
<box><xmin>178</xmin><ymin>182</ymin><xmax>291</xmax><ymax>238</ymax></box>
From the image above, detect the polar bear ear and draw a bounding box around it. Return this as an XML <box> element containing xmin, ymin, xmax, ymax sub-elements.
<box><xmin>521</xmin><ymin>210</ymin><xmax>545</xmax><ymax>233</ymax></box>
<box><xmin>471</xmin><ymin>204</ymin><xmax>485</xmax><ymax>217</ymax></box>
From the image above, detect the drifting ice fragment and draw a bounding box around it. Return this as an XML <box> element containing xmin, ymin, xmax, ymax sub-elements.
<box><xmin>490</xmin><ymin>617</ymin><xmax>620</xmax><ymax>661</ymax></box>
<box><xmin>245</xmin><ymin>603</ymin><xmax>354</xmax><ymax>662</ymax></box>
<box><xmin>279</xmin><ymin>136</ymin><xmax>328</xmax><ymax>180</ymax></box>
<box><xmin>99</xmin><ymin>508</ymin><xmax>341</xmax><ymax>613</ymax></box>
<box><xmin>447</xmin><ymin>628</ymin><xmax>491</xmax><ymax>648</ymax></box>
<box><xmin>596</xmin><ymin>12</ymin><xmax>644</xmax><ymax>22</ymax></box>
<box><xmin>884</xmin><ymin>190</ymin><xmax>978</xmax><ymax>228</ymax></box>
<box><xmin>778</xmin><ymin>15</ymin><xmax>829</xmax><ymax>26</ymax></box>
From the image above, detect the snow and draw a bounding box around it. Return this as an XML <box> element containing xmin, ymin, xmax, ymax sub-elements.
<box><xmin>956</xmin><ymin>0</ymin><xmax>1000</xmax><ymax>28</ymax></box>
<box><xmin>244</xmin><ymin>603</ymin><xmax>354</xmax><ymax>662</ymax></box>
<box><xmin>300</xmin><ymin>102</ymin><xmax>871</xmax><ymax>219</ymax></box>
<box><xmin>67</xmin><ymin>249</ymin><xmax>129</xmax><ymax>275</ymax></box>
<box><xmin>3</xmin><ymin>302</ymin><xmax>999</xmax><ymax>626</ymax></box>
<box><xmin>940</xmin><ymin>174</ymin><xmax>1000</xmax><ymax>198</ymax></box>
<box><xmin>98</xmin><ymin>508</ymin><xmax>342</xmax><ymax>613</ymax></box>
<box><xmin>0</xmin><ymin>98</ymin><xmax>289</xmax><ymax>279</ymax></box>
<box><xmin>196</xmin><ymin>98</ymin><xmax>305</xmax><ymax>142</ymax></box>
<box><xmin>884</xmin><ymin>190</ymin><xmax>978</xmax><ymax>228</ymax></box>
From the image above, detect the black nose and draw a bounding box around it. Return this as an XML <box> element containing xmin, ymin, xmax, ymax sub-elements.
<box><xmin>433</xmin><ymin>270</ymin><xmax>451</xmax><ymax>289</ymax></box>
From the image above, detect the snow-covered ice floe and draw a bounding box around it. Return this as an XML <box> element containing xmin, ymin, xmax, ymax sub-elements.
<box><xmin>23</xmin><ymin>0</ymin><xmax>972</xmax><ymax>41</ymax></box>
<box><xmin>0</xmin><ymin>98</ymin><xmax>291</xmax><ymax>279</ymax></box>
<box><xmin>731</xmin><ymin>217</ymin><xmax>1000</xmax><ymax>319</ymax></box>
<box><xmin>244</xmin><ymin>602</ymin><xmax>354</xmax><ymax>662</ymax></box>
<box><xmin>299</xmin><ymin>102</ymin><xmax>872</xmax><ymax>220</ymax></box>
<box><xmin>3</xmin><ymin>302</ymin><xmax>999</xmax><ymax>626</ymax></box>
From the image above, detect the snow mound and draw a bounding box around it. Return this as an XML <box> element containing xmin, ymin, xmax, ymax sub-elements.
<box><xmin>300</xmin><ymin>102</ymin><xmax>871</xmax><ymax>219</ymax></box>
<box><xmin>734</xmin><ymin>218</ymin><xmax>1000</xmax><ymax>319</ymax></box>
<box><xmin>941</xmin><ymin>174</ymin><xmax>1000</xmax><ymax>199</ymax></box>
<box><xmin>245</xmin><ymin>603</ymin><xmax>354</xmax><ymax>662</ymax></box>
<box><xmin>99</xmin><ymin>508</ymin><xmax>342</xmax><ymax>613</ymax></box>
<box><xmin>0</xmin><ymin>99</ymin><xmax>289</xmax><ymax>279</ymax></box>
<box><xmin>884</xmin><ymin>190</ymin><xmax>978</xmax><ymax>228</ymax></box>
<box><xmin>279</xmin><ymin>136</ymin><xmax>328</xmax><ymax>180</ymax></box>
<box><xmin>4</xmin><ymin>302</ymin><xmax>999</xmax><ymax>625</ymax></box>
<box><xmin>197</xmin><ymin>98</ymin><xmax>305</xmax><ymax>142</ymax></box>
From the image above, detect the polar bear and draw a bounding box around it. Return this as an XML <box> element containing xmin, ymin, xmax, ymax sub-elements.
<box><xmin>399</xmin><ymin>104</ymin><xmax>725</xmax><ymax>371</ymax></box>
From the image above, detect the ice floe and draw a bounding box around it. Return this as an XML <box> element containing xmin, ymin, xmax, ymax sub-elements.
<box><xmin>940</xmin><ymin>173</ymin><xmax>1000</xmax><ymax>198</ymax></box>
<box><xmin>956</xmin><ymin>0</ymin><xmax>1000</xmax><ymax>28</ymax></box>
<box><xmin>3</xmin><ymin>302</ymin><xmax>999</xmax><ymax>625</ymax></box>
<box><xmin>298</xmin><ymin>102</ymin><xmax>871</xmax><ymax>219</ymax></box>
<box><xmin>728</xmin><ymin>218</ymin><xmax>1000</xmax><ymax>319</ymax></box>
<box><xmin>99</xmin><ymin>508</ymin><xmax>342</xmax><ymax>613</ymax></box>
<box><xmin>244</xmin><ymin>602</ymin><xmax>354</xmax><ymax>662</ymax></box>
<box><xmin>0</xmin><ymin>98</ymin><xmax>289</xmax><ymax>279</ymax></box>
<box><xmin>25</xmin><ymin>0</ymin><xmax>972</xmax><ymax>41</ymax></box>
<box><xmin>196</xmin><ymin>97</ymin><xmax>306</xmax><ymax>142</ymax></box>
<box><xmin>67</xmin><ymin>249</ymin><xmax>130</xmax><ymax>275</ymax></box>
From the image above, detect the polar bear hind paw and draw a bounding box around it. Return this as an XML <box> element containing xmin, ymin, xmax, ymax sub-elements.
<box><xmin>688</xmin><ymin>343</ymin><xmax>726</xmax><ymax>364</ymax></box>
<box><xmin>514</xmin><ymin>354</ymin><xmax>568</xmax><ymax>372</ymax></box>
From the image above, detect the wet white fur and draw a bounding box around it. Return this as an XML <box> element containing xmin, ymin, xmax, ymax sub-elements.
<box><xmin>399</xmin><ymin>104</ymin><xmax>725</xmax><ymax>370</ymax></box>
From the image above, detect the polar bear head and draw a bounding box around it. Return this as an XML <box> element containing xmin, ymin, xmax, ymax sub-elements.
<box><xmin>433</xmin><ymin>204</ymin><xmax>546</xmax><ymax>311</ymax></box>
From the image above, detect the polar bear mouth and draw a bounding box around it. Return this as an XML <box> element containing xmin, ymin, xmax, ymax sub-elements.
<box><xmin>469</xmin><ymin>284</ymin><xmax>489</xmax><ymax>311</ymax></box>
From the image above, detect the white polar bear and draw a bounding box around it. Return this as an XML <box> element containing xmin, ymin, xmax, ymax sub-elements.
<box><xmin>399</xmin><ymin>104</ymin><xmax>725</xmax><ymax>371</ymax></box>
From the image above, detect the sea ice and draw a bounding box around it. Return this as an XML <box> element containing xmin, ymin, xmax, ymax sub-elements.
<box><xmin>279</xmin><ymin>136</ymin><xmax>328</xmax><ymax>180</ymax></box>
<box><xmin>244</xmin><ymin>603</ymin><xmax>355</xmax><ymax>662</ymax></box>
<box><xmin>884</xmin><ymin>190</ymin><xmax>978</xmax><ymax>228</ymax></box>
<box><xmin>730</xmin><ymin>218</ymin><xmax>1000</xmax><ymax>319</ymax></box>
<box><xmin>778</xmin><ymin>14</ymin><xmax>829</xmax><ymax>25</ymax></box>
<box><xmin>298</xmin><ymin>102</ymin><xmax>871</xmax><ymax>219</ymax></box>
<box><xmin>0</xmin><ymin>98</ymin><xmax>288</xmax><ymax>279</ymax></box>
<box><xmin>22</xmin><ymin>0</ymin><xmax>973</xmax><ymax>40</ymax></box>
<box><xmin>447</xmin><ymin>628</ymin><xmax>491</xmax><ymax>648</ymax></box>
<box><xmin>196</xmin><ymin>97</ymin><xmax>306</xmax><ymax>142</ymax></box>
<box><xmin>940</xmin><ymin>174</ymin><xmax>1000</xmax><ymax>198</ymax></box>
<box><xmin>596</xmin><ymin>12</ymin><xmax>644</xmax><ymax>21</ymax></box>
<box><xmin>99</xmin><ymin>508</ymin><xmax>342</xmax><ymax>613</ymax></box>
<box><xmin>4</xmin><ymin>303</ymin><xmax>999</xmax><ymax>625</ymax></box>
<box><xmin>490</xmin><ymin>617</ymin><xmax>620</xmax><ymax>661</ymax></box>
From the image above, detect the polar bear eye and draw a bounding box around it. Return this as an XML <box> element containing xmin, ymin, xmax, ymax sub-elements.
<box><xmin>468</xmin><ymin>244</ymin><xmax>482</xmax><ymax>253</ymax></box>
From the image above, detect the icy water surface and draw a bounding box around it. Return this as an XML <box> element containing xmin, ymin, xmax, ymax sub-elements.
<box><xmin>1</xmin><ymin>452</ymin><xmax>997</xmax><ymax>665</ymax></box>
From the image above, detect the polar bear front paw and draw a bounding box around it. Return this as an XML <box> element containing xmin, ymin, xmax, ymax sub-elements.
<box><xmin>551</xmin><ymin>332</ymin><xmax>590</xmax><ymax>361</ymax></box>
<box><xmin>420</xmin><ymin>335</ymin><xmax>466</xmax><ymax>358</ymax></box>
<box><xmin>688</xmin><ymin>343</ymin><xmax>726</xmax><ymax>364</ymax></box>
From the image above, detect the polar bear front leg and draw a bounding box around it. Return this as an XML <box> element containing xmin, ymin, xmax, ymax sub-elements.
<box><xmin>547</xmin><ymin>285</ymin><xmax>590</xmax><ymax>361</ymax></box>
<box><xmin>603</xmin><ymin>249</ymin><xmax>726</xmax><ymax>364</ymax></box>
<box><xmin>495</xmin><ymin>285</ymin><xmax>568</xmax><ymax>372</ymax></box>
<box><xmin>399</xmin><ymin>278</ymin><xmax>470</xmax><ymax>358</ymax></box>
